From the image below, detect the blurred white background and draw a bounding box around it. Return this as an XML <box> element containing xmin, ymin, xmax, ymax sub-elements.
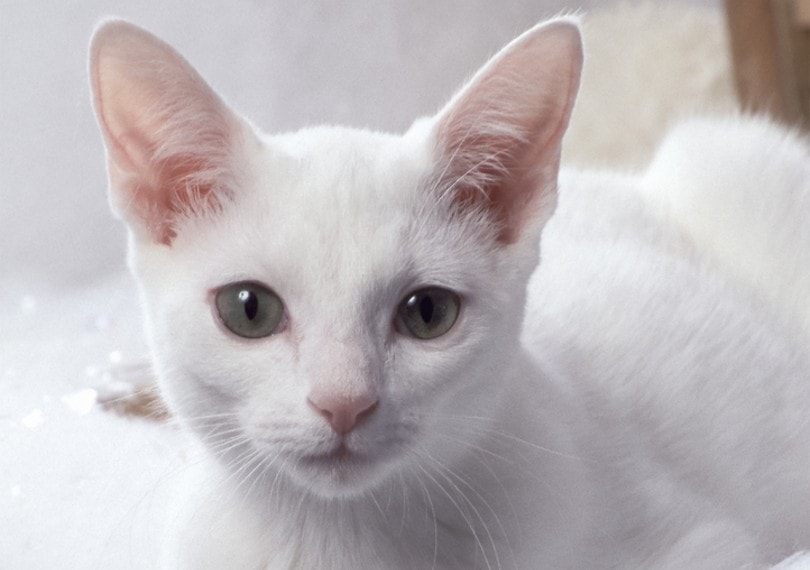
<box><xmin>0</xmin><ymin>1</ymin><xmax>728</xmax><ymax>568</ymax></box>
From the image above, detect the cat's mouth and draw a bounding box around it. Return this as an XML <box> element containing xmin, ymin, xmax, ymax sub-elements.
<box><xmin>299</xmin><ymin>443</ymin><xmax>373</xmax><ymax>474</ymax></box>
<box><xmin>301</xmin><ymin>442</ymin><xmax>356</xmax><ymax>463</ymax></box>
<box><xmin>292</xmin><ymin>442</ymin><xmax>393</xmax><ymax>496</ymax></box>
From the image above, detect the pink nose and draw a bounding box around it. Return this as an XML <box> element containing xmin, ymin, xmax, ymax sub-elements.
<box><xmin>307</xmin><ymin>391</ymin><xmax>379</xmax><ymax>435</ymax></box>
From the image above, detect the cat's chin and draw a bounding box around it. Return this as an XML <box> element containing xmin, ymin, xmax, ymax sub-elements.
<box><xmin>287</xmin><ymin>445</ymin><xmax>397</xmax><ymax>498</ymax></box>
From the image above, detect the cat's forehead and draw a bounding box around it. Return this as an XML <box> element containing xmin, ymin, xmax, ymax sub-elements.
<box><xmin>244</xmin><ymin>125</ymin><xmax>435</xmax><ymax>257</ymax></box>
<box><xmin>178</xmin><ymin>125</ymin><xmax>460</xmax><ymax>287</ymax></box>
<box><xmin>264</xmin><ymin>125</ymin><xmax>429</xmax><ymax>199</ymax></box>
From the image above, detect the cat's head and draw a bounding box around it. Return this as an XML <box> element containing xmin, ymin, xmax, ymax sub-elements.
<box><xmin>89</xmin><ymin>19</ymin><xmax>581</xmax><ymax>498</ymax></box>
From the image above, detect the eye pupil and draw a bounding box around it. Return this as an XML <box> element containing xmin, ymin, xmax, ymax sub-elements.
<box><xmin>419</xmin><ymin>296</ymin><xmax>434</xmax><ymax>323</ymax></box>
<box><xmin>239</xmin><ymin>290</ymin><xmax>259</xmax><ymax>320</ymax></box>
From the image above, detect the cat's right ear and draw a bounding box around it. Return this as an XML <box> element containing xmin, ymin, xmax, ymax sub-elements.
<box><xmin>89</xmin><ymin>20</ymin><xmax>251</xmax><ymax>244</ymax></box>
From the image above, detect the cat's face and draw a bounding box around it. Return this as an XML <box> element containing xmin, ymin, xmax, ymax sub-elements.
<box><xmin>136</xmin><ymin>126</ymin><xmax>529</xmax><ymax>496</ymax></box>
<box><xmin>90</xmin><ymin>19</ymin><xmax>581</xmax><ymax>497</ymax></box>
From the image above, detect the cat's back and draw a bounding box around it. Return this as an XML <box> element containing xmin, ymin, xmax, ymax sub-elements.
<box><xmin>523</xmin><ymin>117</ymin><xmax>810</xmax><ymax>560</ymax></box>
<box><xmin>528</xmin><ymin>117</ymin><xmax>810</xmax><ymax>387</ymax></box>
<box><xmin>642</xmin><ymin>117</ymin><xmax>810</xmax><ymax>343</ymax></box>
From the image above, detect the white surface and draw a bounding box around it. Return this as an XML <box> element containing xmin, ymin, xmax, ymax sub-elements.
<box><xmin>0</xmin><ymin>272</ymin><xmax>185</xmax><ymax>569</ymax></box>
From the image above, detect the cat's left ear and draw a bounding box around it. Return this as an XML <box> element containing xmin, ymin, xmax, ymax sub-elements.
<box><xmin>430</xmin><ymin>18</ymin><xmax>582</xmax><ymax>245</ymax></box>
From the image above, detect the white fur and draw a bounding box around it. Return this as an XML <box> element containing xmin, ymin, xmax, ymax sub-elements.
<box><xmin>90</xmin><ymin>17</ymin><xmax>810</xmax><ymax>570</ymax></box>
<box><xmin>642</xmin><ymin>117</ymin><xmax>810</xmax><ymax>344</ymax></box>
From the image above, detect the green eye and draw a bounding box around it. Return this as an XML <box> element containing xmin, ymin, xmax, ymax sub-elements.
<box><xmin>397</xmin><ymin>287</ymin><xmax>460</xmax><ymax>340</ymax></box>
<box><xmin>215</xmin><ymin>281</ymin><xmax>285</xmax><ymax>339</ymax></box>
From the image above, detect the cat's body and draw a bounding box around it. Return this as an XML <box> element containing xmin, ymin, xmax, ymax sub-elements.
<box><xmin>89</xmin><ymin>17</ymin><xmax>810</xmax><ymax>570</ymax></box>
<box><xmin>529</xmin><ymin>151</ymin><xmax>810</xmax><ymax>568</ymax></box>
<box><xmin>156</xmin><ymin>122</ymin><xmax>810</xmax><ymax>570</ymax></box>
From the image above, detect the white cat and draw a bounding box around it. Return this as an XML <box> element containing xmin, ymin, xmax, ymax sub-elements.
<box><xmin>89</xmin><ymin>16</ymin><xmax>810</xmax><ymax>569</ymax></box>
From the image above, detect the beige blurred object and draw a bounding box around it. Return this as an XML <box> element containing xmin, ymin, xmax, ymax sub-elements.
<box><xmin>563</xmin><ymin>1</ymin><xmax>737</xmax><ymax>170</ymax></box>
<box><xmin>725</xmin><ymin>0</ymin><xmax>810</xmax><ymax>126</ymax></box>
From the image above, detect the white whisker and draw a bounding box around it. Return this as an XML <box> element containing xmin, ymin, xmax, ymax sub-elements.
<box><xmin>416</xmin><ymin>455</ymin><xmax>495</xmax><ymax>570</ymax></box>
<box><xmin>413</xmin><ymin>468</ymin><xmax>439</xmax><ymax>570</ymax></box>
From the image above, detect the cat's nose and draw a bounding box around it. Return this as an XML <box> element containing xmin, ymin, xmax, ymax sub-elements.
<box><xmin>307</xmin><ymin>391</ymin><xmax>379</xmax><ymax>436</ymax></box>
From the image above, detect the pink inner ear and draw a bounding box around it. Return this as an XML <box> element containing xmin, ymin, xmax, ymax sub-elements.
<box><xmin>90</xmin><ymin>20</ymin><xmax>239</xmax><ymax>245</ymax></box>
<box><xmin>437</xmin><ymin>110</ymin><xmax>559</xmax><ymax>245</ymax></box>
<box><xmin>145</xmin><ymin>154</ymin><xmax>227</xmax><ymax>245</ymax></box>
<box><xmin>105</xmin><ymin>122</ymin><xmax>233</xmax><ymax>244</ymax></box>
<box><xmin>431</xmin><ymin>19</ymin><xmax>582</xmax><ymax>245</ymax></box>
